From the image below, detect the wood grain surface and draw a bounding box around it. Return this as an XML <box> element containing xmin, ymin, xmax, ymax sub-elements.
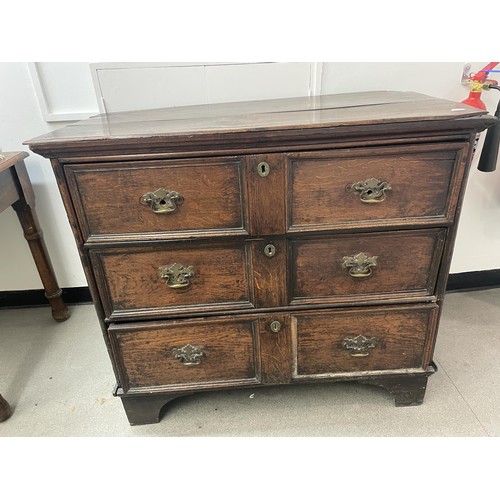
<box><xmin>24</xmin><ymin>92</ymin><xmax>494</xmax><ymax>160</ymax></box>
<box><xmin>293</xmin><ymin>305</ymin><xmax>438</xmax><ymax>376</ymax></box>
<box><xmin>91</xmin><ymin>242</ymin><xmax>253</xmax><ymax>319</ymax></box>
<box><xmin>290</xmin><ymin>229</ymin><xmax>446</xmax><ymax>303</ymax></box>
<box><xmin>67</xmin><ymin>157</ymin><xmax>247</xmax><ymax>241</ymax></box>
<box><xmin>25</xmin><ymin>92</ymin><xmax>487</xmax><ymax>145</ymax></box>
<box><xmin>288</xmin><ymin>143</ymin><xmax>467</xmax><ymax>231</ymax></box>
<box><xmin>258</xmin><ymin>314</ymin><xmax>292</xmax><ymax>384</ymax></box>
<box><xmin>245</xmin><ymin>153</ymin><xmax>286</xmax><ymax>235</ymax></box>
<box><xmin>111</xmin><ymin>317</ymin><xmax>259</xmax><ymax>391</ymax></box>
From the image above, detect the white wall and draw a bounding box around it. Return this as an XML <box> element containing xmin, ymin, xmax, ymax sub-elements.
<box><xmin>0</xmin><ymin>62</ymin><xmax>499</xmax><ymax>292</ymax></box>
<box><xmin>0</xmin><ymin>63</ymin><xmax>90</xmax><ymax>289</ymax></box>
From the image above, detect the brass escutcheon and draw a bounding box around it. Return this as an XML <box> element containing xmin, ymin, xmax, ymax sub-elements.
<box><xmin>257</xmin><ymin>161</ymin><xmax>270</xmax><ymax>177</ymax></box>
<box><xmin>140</xmin><ymin>188</ymin><xmax>183</xmax><ymax>213</ymax></box>
<box><xmin>172</xmin><ymin>344</ymin><xmax>205</xmax><ymax>366</ymax></box>
<box><xmin>342</xmin><ymin>252</ymin><xmax>378</xmax><ymax>278</ymax></box>
<box><xmin>342</xmin><ymin>335</ymin><xmax>378</xmax><ymax>357</ymax></box>
<box><xmin>270</xmin><ymin>320</ymin><xmax>282</xmax><ymax>333</ymax></box>
<box><xmin>159</xmin><ymin>263</ymin><xmax>194</xmax><ymax>288</ymax></box>
<box><xmin>348</xmin><ymin>178</ymin><xmax>392</xmax><ymax>203</ymax></box>
<box><xmin>264</xmin><ymin>244</ymin><xmax>276</xmax><ymax>258</ymax></box>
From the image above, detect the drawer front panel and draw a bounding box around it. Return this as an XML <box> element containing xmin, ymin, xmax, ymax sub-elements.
<box><xmin>91</xmin><ymin>242</ymin><xmax>253</xmax><ymax>319</ymax></box>
<box><xmin>288</xmin><ymin>143</ymin><xmax>467</xmax><ymax>231</ymax></box>
<box><xmin>110</xmin><ymin>317</ymin><xmax>259</xmax><ymax>391</ymax></box>
<box><xmin>67</xmin><ymin>157</ymin><xmax>247</xmax><ymax>241</ymax></box>
<box><xmin>290</xmin><ymin>229</ymin><xmax>445</xmax><ymax>304</ymax></box>
<box><xmin>293</xmin><ymin>305</ymin><xmax>438</xmax><ymax>377</ymax></box>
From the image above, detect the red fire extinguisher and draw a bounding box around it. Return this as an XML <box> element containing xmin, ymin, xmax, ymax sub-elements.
<box><xmin>461</xmin><ymin>62</ymin><xmax>500</xmax><ymax>171</ymax></box>
<box><xmin>462</xmin><ymin>62</ymin><xmax>499</xmax><ymax>110</ymax></box>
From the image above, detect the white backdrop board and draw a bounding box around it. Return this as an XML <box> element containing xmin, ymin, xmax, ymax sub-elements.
<box><xmin>90</xmin><ymin>62</ymin><xmax>322</xmax><ymax>113</ymax></box>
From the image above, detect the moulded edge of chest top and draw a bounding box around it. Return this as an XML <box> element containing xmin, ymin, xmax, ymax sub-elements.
<box><xmin>25</xmin><ymin>118</ymin><xmax>492</xmax><ymax>162</ymax></box>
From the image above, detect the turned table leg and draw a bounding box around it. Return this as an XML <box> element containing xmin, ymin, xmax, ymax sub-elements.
<box><xmin>12</xmin><ymin>200</ymin><xmax>70</xmax><ymax>322</ymax></box>
<box><xmin>0</xmin><ymin>393</ymin><xmax>12</xmax><ymax>422</ymax></box>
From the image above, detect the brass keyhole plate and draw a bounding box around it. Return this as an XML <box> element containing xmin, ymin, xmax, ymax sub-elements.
<box><xmin>257</xmin><ymin>161</ymin><xmax>270</xmax><ymax>177</ymax></box>
<box><xmin>264</xmin><ymin>244</ymin><xmax>276</xmax><ymax>258</ymax></box>
<box><xmin>270</xmin><ymin>320</ymin><xmax>282</xmax><ymax>333</ymax></box>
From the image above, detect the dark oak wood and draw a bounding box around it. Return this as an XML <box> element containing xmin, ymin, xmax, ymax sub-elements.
<box><xmin>25</xmin><ymin>92</ymin><xmax>496</xmax><ymax>425</ymax></box>
<box><xmin>292</xmin><ymin>304</ymin><xmax>438</xmax><ymax>377</ymax></box>
<box><xmin>25</xmin><ymin>92</ymin><xmax>493</xmax><ymax>153</ymax></box>
<box><xmin>0</xmin><ymin>393</ymin><xmax>12</xmax><ymax>422</ymax></box>
<box><xmin>358</xmin><ymin>363</ymin><xmax>436</xmax><ymax>406</ymax></box>
<box><xmin>109</xmin><ymin>317</ymin><xmax>260</xmax><ymax>392</ymax></box>
<box><xmin>250</xmin><ymin>238</ymin><xmax>288</xmax><ymax>308</ymax></box>
<box><xmin>290</xmin><ymin>229</ymin><xmax>446</xmax><ymax>305</ymax></box>
<box><xmin>258</xmin><ymin>314</ymin><xmax>292</xmax><ymax>384</ymax></box>
<box><xmin>0</xmin><ymin>168</ymin><xmax>20</xmax><ymax>210</ymax></box>
<box><xmin>245</xmin><ymin>153</ymin><xmax>286</xmax><ymax>235</ymax></box>
<box><xmin>90</xmin><ymin>241</ymin><xmax>254</xmax><ymax>320</ymax></box>
<box><xmin>287</xmin><ymin>143</ymin><xmax>468</xmax><ymax>232</ymax></box>
<box><xmin>119</xmin><ymin>392</ymin><xmax>193</xmax><ymax>426</ymax></box>
<box><xmin>13</xmin><ymin>200</ymin><xmax>70</xmax><ymax>322</ymax></box>
<box><xmin>66</xmin><ymin>157</ymin><xmax>247</xmax><ymax>242</ymax></box>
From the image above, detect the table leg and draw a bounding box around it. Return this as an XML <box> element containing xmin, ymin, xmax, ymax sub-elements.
<box><xmin>13</xmin><ymin>200</ymin><xmax>70</xmax><ymax>322</ymax></box>
<box><xmin>0</xmin><ymin>393</ymin><xmax>12</xmax><ymax>422</ymax></box>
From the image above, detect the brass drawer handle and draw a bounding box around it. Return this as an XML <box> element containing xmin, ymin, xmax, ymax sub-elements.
<box><xmin>342</xmin><ymin>252</ymin><xmax>378</xmax><ymax>278</ymax></box>
<box><xmin>348</xmin><ymin>178</ymin><xmax>392</xmax><ymax>203</ymax></box>
<box><xmin>159</xmin><ymin>263</ymin><xmax>194</xmax><ymax>288</ymax></box>
<box><xmin>140</xmin><ymin>188</ymin><xmax>184</xmax><ymax>213</ymax></box>
<box><xmin>342</xmin><ymin>335</ymin><xmax>378</xmax><ymax>357</ymax></box>
<box><xmin>173</xmin><ymin>344</ymin><xmax>205</xmax><ymax>365</ymax></box>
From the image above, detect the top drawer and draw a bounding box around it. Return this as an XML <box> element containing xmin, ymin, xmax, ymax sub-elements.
<box><xmin>66</xmin><ymin>157</ymin><xmax>247</xmax><ymax>242</ymax></box>
<box><xmin>287</xmin><ymin>143</ymin><xmax>469</xmax><ymax>232</ymax></box>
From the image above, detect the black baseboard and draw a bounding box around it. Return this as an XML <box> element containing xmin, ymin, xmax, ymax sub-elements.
<box><xmin>1</xmin><ymin>270</ymin><xmax>500</xmax><ymax>309</ymax></box>
<box><xmin>445</xmin><ymin>269</ymin><xmax>500</xmax><ymax>292</ymax></box>
<box><xmin>0</xmin><ymin>286</ymin><xmax>92</xmax><ymax>309</ymax></box>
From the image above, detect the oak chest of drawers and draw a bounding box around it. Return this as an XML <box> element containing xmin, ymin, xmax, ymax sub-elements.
<box><xmin>26</xmin><ymin>91</ymin><xmax>495</xmax><ymax>425</ymax></box>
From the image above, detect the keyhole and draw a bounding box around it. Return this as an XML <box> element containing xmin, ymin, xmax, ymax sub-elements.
<box><xmin>257</xmin><ymin>161</ymin><xmax>270</xmax><ymax>177</ymax></box>
<box><xmin>270</xmin><ymin>321</ymin><xmax>281</xmax><ymax>333</ymax></box>
<box><xmin>264</xmin><ymin>244</ymin><xmax>276</xmax><ymax>258</ymax></box>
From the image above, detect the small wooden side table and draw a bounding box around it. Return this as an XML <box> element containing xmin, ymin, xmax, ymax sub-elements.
<box><xmin>0</xmin><ymin>151</ymin><xmax>70</xmax><ymax>422</ymax></box>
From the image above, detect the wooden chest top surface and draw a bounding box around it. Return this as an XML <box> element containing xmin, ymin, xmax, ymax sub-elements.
<box><xmin>25</xmin><ymin>91</ymin><xmax>492</xmax><ymax>153</ymax></box>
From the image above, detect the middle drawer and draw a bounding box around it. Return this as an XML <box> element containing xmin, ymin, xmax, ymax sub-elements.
<box><xmin>90</xmin><ymin>241</ymin><xmax>255</xmax><ymax>320</ymax></box>
<box><xmin>90</xmin><ymin>227</ymin><xmax>446</xmax><ymax>321</ymax></box>
<box><xmin>290</xmin><ymin>228</ymin><xmax>446</xmax><ymax>305</ymax></box>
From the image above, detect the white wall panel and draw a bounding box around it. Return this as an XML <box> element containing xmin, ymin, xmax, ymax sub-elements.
<box><xmin>93</xmin><ymin>64</ymin><xmax>208</xmax><ymax>113</ymax></box>
<box><xmin>29</xmin><ymin>62</ymin><xmax>99</xmax><ymax>121</ymax></box>
<box><xmin>205</xmin><ymin>63</ymin><xmax>314</xmax><ymax>103</ymax></box>
<box><xmin>91</xmin><ymin>62</ymin><xmax>318</xmax><ymax>113</ymax></box>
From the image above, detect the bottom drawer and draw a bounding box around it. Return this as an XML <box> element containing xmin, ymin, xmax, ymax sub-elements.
<box><xmin>109</xmin><ymin>303</ymin><xmax>439</xmax><ymax>393</ymax></box>
<box><xmin>292</xmin><ymin>304</ymin><xmax>438</xmax><ymax>379</ymax></box>
<box><xmin>110</xmin><ymin>317</ymin><xmax>260</xmax><ymax>393</ymax></box>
